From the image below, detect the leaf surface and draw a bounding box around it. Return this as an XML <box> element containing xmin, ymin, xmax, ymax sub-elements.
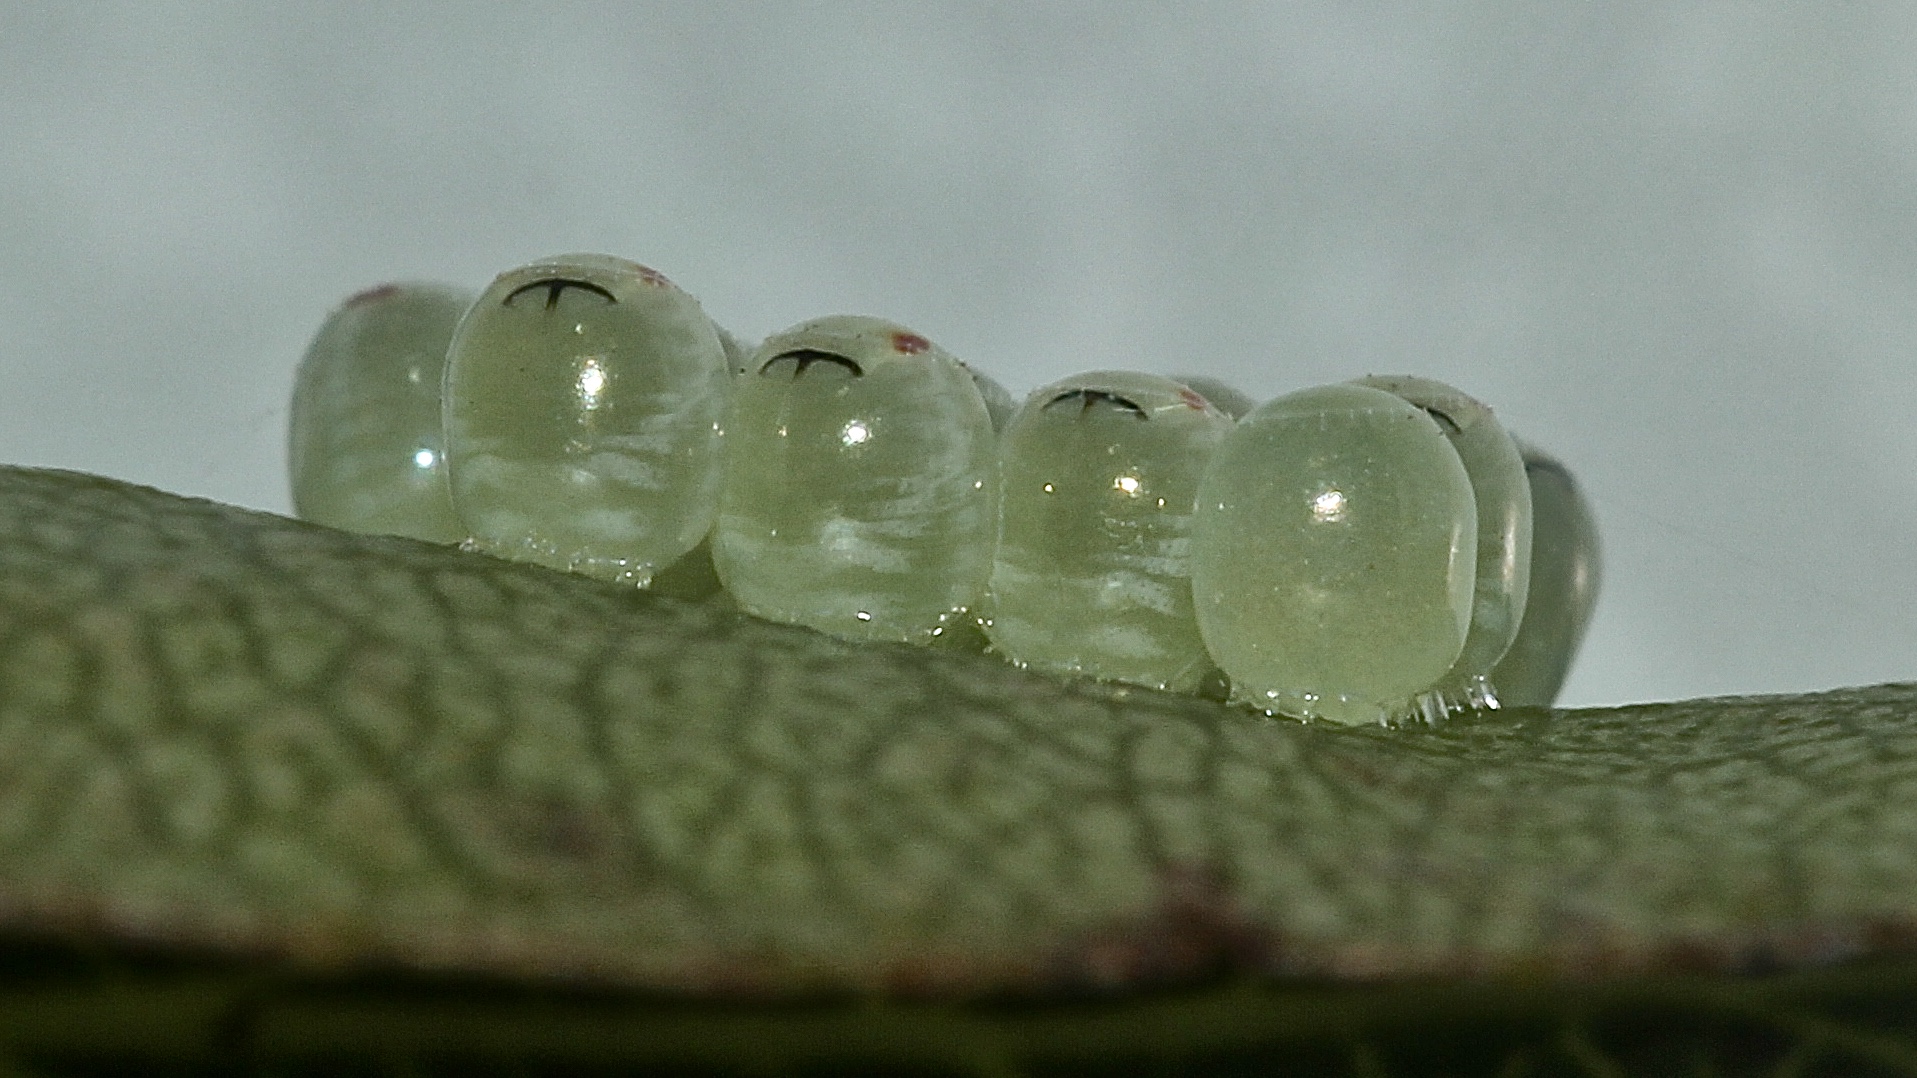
<box><xmin>0</xmin><ymin>466</ymin><xmax>1913</xmax><ymax>1074</ymax></box>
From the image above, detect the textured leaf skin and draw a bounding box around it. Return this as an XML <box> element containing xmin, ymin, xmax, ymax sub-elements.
<box><xmin>0</xmin><ymin>466</ymin><xmax>1914</xmax><ymax>1075</ymax></box>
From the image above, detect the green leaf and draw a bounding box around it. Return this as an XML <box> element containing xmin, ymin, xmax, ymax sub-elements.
<box><xmin>0</xmin><ymin>466</ymin><xmax>1912</xmax><ymax>1076</ymax></box>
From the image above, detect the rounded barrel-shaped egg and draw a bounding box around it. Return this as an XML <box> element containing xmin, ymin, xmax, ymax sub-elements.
<box><xmin>1191</xmin><ymin>383</ymin><xmax>1478</xmax><ymax>725</ymax></box>
<box><xmin>1352</xmin><ymin>375</ymin><xmax>1532</xmax><ymax>715</ymax></box>
<box><xmin>966</xmin><ymin>365</ymin><xmax>1017</xmax><ymax>430</ymax></box>
<box><xmin>983</xmin><ymin>372</ymin><xmax>1233</xmax><ymax>691</ymax></box>
<box><xmin>717</xmin><ymin>325</ymin><xmax>755</xmax><ymax>374</ymax></box>
<box><xmin>288</xmin><ymin>281</ymin><xmax>474</xmax><ymax>543</ymax></box>
<box><xmin>712</xmin><ymin>316</ymin><xmax>998</xmax><ymax>644</ymax></box>
<box><xmin>441</xmin><ymin>254</ymin><xmax>732</xmax><ymax>585</ymax></box>
<box><xmin>1490</xmin><ymin>441</ymin><xmax>1601</xmax><ymax>708</ymax></box>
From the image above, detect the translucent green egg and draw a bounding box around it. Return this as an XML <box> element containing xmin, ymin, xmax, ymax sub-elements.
<box><xmin>1489</xmin><ymin>441</ymin><xmax>1602</xmax><ymax>708</ymax></box>
<box><xmin>717</xmin><ymin>326</ymin><xmax>755</xmax><ymax>374</ymax></box>
<box><xmin>1191</xmin><ymin>382</ymin><xmax>1478</xmax><ymax>726</ymax></box>
<box><xmin>441</xmin><ymin>254</ymin><xmax>732</xmax><ymax>586</ymax></box>
<box><xmin>712</xmin><ymin>315</ymin><xmax>998</xmax><ymax>644</ymax></box>
<box><xmin>982</xmin><ymin>372</ymin><xmax>1233</xmax><ymax>691</ymax></box>
<box><xmin>1353</xmin><ymin>375</ymin><xmax>1532</xmax><ymax>716</ymax></box>
<box><xmin>288</xmin><ymin>281</ymin><xmax>474</xmax><ymax>543</ymax></box>
<box><xmin>965</xmin><ymin>364</ymin><xmax>1016</xmax><ymax>430</ymax></box>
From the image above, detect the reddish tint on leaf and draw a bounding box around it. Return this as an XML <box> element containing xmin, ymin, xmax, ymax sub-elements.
<box><xmin>1043</xmin><ymin>862</ymin><xmax>1275</xmax><ymax>993</ymax></box>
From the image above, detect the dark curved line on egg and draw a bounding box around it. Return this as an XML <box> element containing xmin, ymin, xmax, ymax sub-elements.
<box><xmin>502</xmin><ymin>278</ymin><xmax>619</xmax><ymax>311</ymax></box>
<box><xmin>761</xmin><ymin>349</ymin><xmax>864</xmax><ymax>378</ymax></box>
<box><xmin>1043</xmin><ymin>388</ymin><xmax>1149</xmax><ymax>420</ymax></box>
<box><xmin>1420</xmin><ymin>405</ymin><xmax>1462</xmax><ymax>436</ymax></box>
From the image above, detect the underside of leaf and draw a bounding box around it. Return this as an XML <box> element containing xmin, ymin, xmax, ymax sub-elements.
<box><xmin>0</xmin><ymin>466</ymin><xmax>1912</xmax><ymax>1074</ymax></box>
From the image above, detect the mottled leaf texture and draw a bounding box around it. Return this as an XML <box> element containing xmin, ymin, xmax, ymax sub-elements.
<box><xmin>0</xmin><ymin>467</ymin><xmax>1914</xmax><ymax>1077</ymax></box>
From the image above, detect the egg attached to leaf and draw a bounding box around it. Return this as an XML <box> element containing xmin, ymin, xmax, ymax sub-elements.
<box><xmin>711</xmin><ymin>315</ymin><xmax>1000</xmax><ymax>645</ymax></box>
<box><xmin>441</xmin><ymin>254</ymin><xmax>732</xmax><ymax>586</ymax></box>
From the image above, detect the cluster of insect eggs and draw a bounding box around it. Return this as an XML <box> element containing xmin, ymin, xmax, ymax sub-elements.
<box><xmin>289</xmin><ymin>254</ymin><xmax>1600</xmax><ymax>727</ymax></box>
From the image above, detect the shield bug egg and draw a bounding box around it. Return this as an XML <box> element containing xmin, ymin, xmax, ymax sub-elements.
<box><xmin>289</xmin><ymin>281</ymin><xmax>475</xmax><ymax>543</ymax></box>
<box><xmin>717</xmin><ymin>325</ymin><xmax>756</xmax><ymax>374</ymax></box>
<box><xmin>1489</xmin><ymin>440</ymin><xmax>1601</xmax><ymax>708</ymax></box>
<box><xmin>1191</xmin><ymin>382</ymin><xmax>1479</xmax><ymax>725</ymax></box>
<box><xmin>441</xmin><ymin>254</ymin><xmax>732</xmax><ymax>586</ymax></box>
<box><xmin>712</xmin><ymin>315</ymin><xmax>999</xmax><ymax>644</ymax></box>
<box><xmin>964</xmin><ymin>363</ymin><xmax>1017</xmax><ymax>430</ymax></box>
<box><xmin>982</xmin><ymin>371</ymin><xmax>1233</xmax><ymax>691</ymax></box>
<box><xmin>1352</xmin><ymin>375</ymin><xmax>1533</xmax><ymax>719</ymax></box>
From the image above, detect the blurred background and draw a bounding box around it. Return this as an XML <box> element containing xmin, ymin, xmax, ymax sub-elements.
<box><xmin>1</xmin><ymin>3</ymin><xmax>1912</xmax><ymax>709</ymax></box>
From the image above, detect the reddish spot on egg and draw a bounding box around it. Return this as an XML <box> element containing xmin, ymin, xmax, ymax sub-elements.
<box><xmin>1179</xmin><ymin>387</ymin><xmax>1215</xmax><ymax>413</ymax></box>
<box><xmin>633</xmin><ymin>264</ymin><xmax>675</xmax><ymax>289</ymax></box>
<box><xmin>891</xmin><ymin>332</ymin><xmax>931</xmax><ymax>355</ymax></box>
<box><xmin>344</xmin><ymin>283</ymin><xmax>402</xmax><ymax>308</ymax></box>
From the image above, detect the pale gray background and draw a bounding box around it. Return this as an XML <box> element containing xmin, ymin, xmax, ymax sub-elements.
<box><xmin>2</xmin><ymin>4</ymin><xmax>1913</xmax><ymax>709</ymax></box>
